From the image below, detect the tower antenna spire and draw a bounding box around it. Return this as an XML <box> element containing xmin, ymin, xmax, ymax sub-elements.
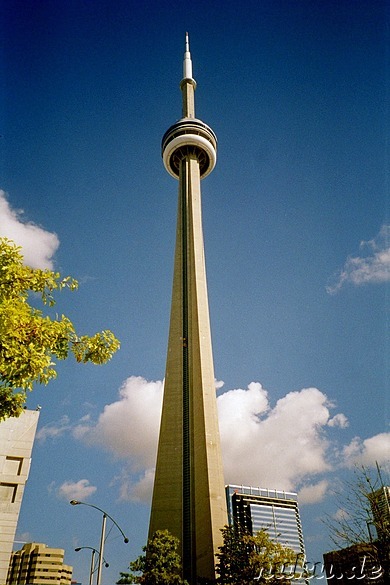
<box><xmin>183</xmin><ymin>32</ymin><xmax>193</xmax><ymax>80</ymax></box>
<box><xmin>181</xmin><ymin>32</ymin><xmax>196</xmax><ymax>118</ymax></box>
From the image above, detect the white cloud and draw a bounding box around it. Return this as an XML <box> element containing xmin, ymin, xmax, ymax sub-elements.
<box><xmin>69</xmin><ymin>378</ymin><xmax>349</xmax><ymax>501</ymax></box>
<box><xmin>342</xmin><ymin>433</ymin><xmax>390</xmax><ymax>470</ymax></box>
<box><xmin>298</xmin><ymin>480</ymin><xmax>329</xmax><ymax>504</ymax></box>
<box><xmin>326</xmin><ymin>224</ymin><xmax>390</xmax><ymax>294</ymax></box>
<box><xmin>15</xmin><ymin>532</ymin><xmax>34</xmax><ymax>545</ymax></box>
<box><xmin>0</xmin><ymin>189</ymin><xmax>59</xmax><ymax>269</ymax></box>
<box><xmin>73</xmin><ymin>376</ymin><xmax>163</xmax><ymax>468</ymax></box>
<box><xmin>56</xmin><ymin>479</ymin><xmax>97</xmax><ymax>501</ymax></box>
<box><xmin>111</xmin><ymin>468</ymin><xmax>156</xmax><ymax>503</ymax></box>
<box><xmin>72</xmin><ymin>376</ymin><xmax>163</xmax><ymax>502</ymax></box>
<box><xmin>219</xmin><ymin>385</ymin><xmax>333</xmax><ymax>490</ymax></box>
<box><xmin>129</xmin><ymin>469</ymin><xmax>156</xmax><ymax>502</ymax></box>
<box><xmin>36</xmin><ymin>415</ymin><xmax>72</xmax><ymax>442</ymax></box>
<box><xmin>333</xmin><ymin>507</ymin><xmax>350</xmax><ymax>521</ymax></box>
<box><xmin>328</xmin><ymin>413</ymin><xmax>349</xmax><ymax>428</ymax></box>
<box><xmin>42</xmin><ymin>377</ymin><xmax>387</xmax><ymax>505</ymax></box>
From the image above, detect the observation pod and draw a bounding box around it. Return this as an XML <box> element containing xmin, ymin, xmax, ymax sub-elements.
<box><xmin>162</xmin><ymin>118</ymin><xmax>217</xmax><ymax>179</ymax></box>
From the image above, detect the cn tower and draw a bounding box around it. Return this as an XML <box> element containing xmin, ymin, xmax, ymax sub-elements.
<box><xmin>148</xmin><ymin>34</ymin><xmax>227</xmax><ymax>583</ymax></box>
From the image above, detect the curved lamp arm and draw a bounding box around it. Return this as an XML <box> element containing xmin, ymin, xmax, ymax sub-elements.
<box><xmin>70</xmin><ymin>500</ymin><xmax>129</xmax><ymax>543</ymax></box>
<box><xmin>75</xmin><ymin>546</ymin><xmax>109</xmax><ymax>568</ymax></box>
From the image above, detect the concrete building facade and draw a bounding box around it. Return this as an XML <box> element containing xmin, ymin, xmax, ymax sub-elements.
<box><xmin>148</xmin><ymin>35</ymin><xmax>227</xmax><ymax>584</ymax></box>
<box><xmin>0</xmin><ymin>410</ymin><xmax>40</xmax><ymax>585</ymax></box>
<box><xmin>6</xmin><ymin>543</ymin><xmax>72</xmax><ymax>585</ymax></box>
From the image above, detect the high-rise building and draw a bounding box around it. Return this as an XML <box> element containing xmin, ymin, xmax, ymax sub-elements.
<box><xmin>148</xmin><ymin>35</ymin><xmax>227</xmax><ymax>583</ymax></box>
<box><xmin>226</xmin><ymin>484</ymin><xmax>306</xmax><ymax>557</ymax></box>
<box><xmin>0</xmin><ymin>410</ymin><xmax>40</xmax><ymax>585</ymax></box>
<box><xmin>323</xmin><ymin>543</ymin><xmax>385</xmax><ymax>585</ymax></box>
<box><xmin>368</xmin><ymin>486</ymin><xmax>390</xmax><ymax>540</ymax></box>
<box><xmin>321</xmin><ymin>485</ymin><xmax>389</xmax><ymax>584</ymax></box>
<box><xmin>6</xmin><ymin>543</ymin><xmax>72</xmax><ymax>585</ymax></box>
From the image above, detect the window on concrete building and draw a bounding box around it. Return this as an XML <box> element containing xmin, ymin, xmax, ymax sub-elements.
<box><xmin>4</xmin><ymin>456</ymin><xmax>24</xmax><ymax>475</ymax></box>
<box><xmin>0</xmin><ymin>482</ymin><xmax>18</xmax><ymax>503</ymax></box>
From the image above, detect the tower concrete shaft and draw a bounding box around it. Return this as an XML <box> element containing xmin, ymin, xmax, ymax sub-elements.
<box><xmin>149</xmin><ymin>35</ymin><xmax>227</xmax><ymax>583</ymax></box>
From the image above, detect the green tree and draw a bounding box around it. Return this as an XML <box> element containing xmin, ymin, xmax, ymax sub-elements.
<box><xmin>216</xmin><ymin>525</ymin><xmax>301</xmax><ymax>585</ymax></box>
<box><xmin>323</xmin><ymin>464</ymin><xmax>389</xmax><ymax>579</ymax></box>
<box><xmin>117</xmin><ymin>530</ymin><xmax>188</xmax><ymax>585</ymax></box>
<box><xmin>116</xmin><ymin>573</ymin><xmax>133</xmax><ymax>584</ymax></box>
<box><xmin>0</xmin><ymin>238</ymin><xmax>120</xmax><ymax>420</ymax></box>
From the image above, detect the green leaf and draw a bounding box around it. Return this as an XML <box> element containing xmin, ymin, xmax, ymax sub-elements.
<box><xmin>0</xmin><ymin>238</ymin><xmax>120</xmax><ymax>420</ymax></box>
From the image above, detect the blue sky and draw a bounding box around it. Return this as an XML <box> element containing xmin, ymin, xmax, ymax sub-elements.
<box><xmin>1</xmin><ymin>0</ymin><xmax>389</xmax><ymax>582</ymax></box>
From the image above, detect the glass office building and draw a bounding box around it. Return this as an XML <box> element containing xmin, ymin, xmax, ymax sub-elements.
<box><xmin>225</xmin><ymin>484</ymin><xmax>306</xmax><ymax>556</ymax></box>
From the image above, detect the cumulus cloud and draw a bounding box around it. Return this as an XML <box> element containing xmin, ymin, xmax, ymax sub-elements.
<box><xmin>218</xmin><ymin>384</ymin><xmax>333</xmax><ymax>490</ymax></box>
<box><xmin>36</xmin><ymin>415</ymin><xmax>72</xmax><ymax>442</ymax></box>
<box><xmin>70</xmin><ymin>376</ymin><xmax>163</xmax><ymax>501</ymax></box>
<box><xmin>66</xmin><ymin>377</ymin><xmax>349</xmax><ymax>502</ymax></box>
<box><xmin>333</xmin><ymin>507</ymin><xmax>350</xmax><ymax>521</ymax></box>
<box><xmin>328</xmin><ymin>413</ymin><xmax>349</xmax><ymax>428</ymax></box>
<box><xmin>0</xmin><ymin>189</ymin><xmax>59</xmax><ymax>269</ymax></box>
<box><xmin>342</xmin><ymin>433</ymin><xmax>390</xmax><ymax>470</ymax></box>
<box><xmin>298</xmin><ymin>480</ymin><xmax>329</xmax><ymax>504</ymax></box>
<box><xmin>40</xmin><ymin>376</ymin><xmax>386</xmax><ymax>505</ymax></box>
<box><xmin>111</xmin><ymin>468</ymin><xmax>156</xmax><ymax>503</ymax></box>
<box><xmin>56</xmin><ymin>479</ymin><xmax>97</xmax><ymax>501</ymax></box>
<box><xmin>74</xmin><ymin>376</ymin><xmax>163</xmax><ymax>468</ymax></box>
<box><xmin>16</xmin><ymin>532</ymin><xmax>34</xmax><ymax>544</ymax></box>
<box><xmin>326</xmin><ymin>225</ymin><xmax>390</xmax><ymax>294</ymax></box>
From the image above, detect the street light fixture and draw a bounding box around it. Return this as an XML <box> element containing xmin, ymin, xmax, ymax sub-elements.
<box><xmin>74</xmin><ymin>547</ymin><xmax>109</xmax><ymax>585</ymax></box>
<box><xmin>70</xmin><ymin>500</ymin><xmax>129</xmax><ymax>585</ymax></box>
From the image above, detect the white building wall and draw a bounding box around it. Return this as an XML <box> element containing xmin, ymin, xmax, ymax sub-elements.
<box><xmin>0</xmin><ymin>410</ymin><xmax>39</xmax><ymax>585</ymax></box>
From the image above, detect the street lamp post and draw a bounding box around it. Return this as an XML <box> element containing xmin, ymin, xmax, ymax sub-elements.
<box><xmin>96</xmin><ymin>513</ymin><xmax>106</xmax><ymax>585</ymax></box>
<box><xmin>70</xmin><ymin>500</ymin><xmax>129</xmax><ymax>585</ymax></box>
<box><xmin>75</xmin><ymin>546</ymin><xmax>109</xmax><ymax>585</ymax></box>
<box><xmin>88</xmin><ymin>548</ymin><xmax>95</xmax><ymax>585</ymax></box>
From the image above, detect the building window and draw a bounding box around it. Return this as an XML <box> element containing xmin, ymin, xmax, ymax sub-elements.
<box><xmin>0</xmin><ymin>482</ymin><xmax>18</xmax><ymax>503</ymax></box>
<box><xmin>4</xmin><ymin>456</ymin><xmax>24</xmax><ymax>475</ymax></box>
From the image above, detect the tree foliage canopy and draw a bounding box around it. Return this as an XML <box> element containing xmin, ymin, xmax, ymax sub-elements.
<box><xmin>216</xmin><ymin>525</ymin><xmax>300</xmax><ymax>585</ymax></box>
<box><xmin>323</xmin><ymin>464</ymin><xmax>389</xmax><ymax>579</ymax></box>
<box><xmin>0</xmin><ymin>238</ymin><xmax>120</xmax><ymax>420</ymax></box>
<box><xmin>119</xmin><ymin>526</ymin><xmax>304</xmax><ymax>585</ymax></box>
<box><xmin>117</xmin><ymin>530</ymin><xmax>188</xmax><ymax>585</ymax></box>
